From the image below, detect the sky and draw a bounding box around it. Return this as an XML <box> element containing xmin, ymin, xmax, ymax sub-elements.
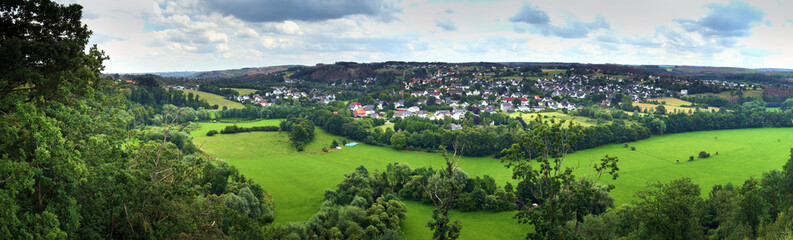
<box><xmin>56</xmin><ymin>0</ymin><xmax>793</xmax><ymax>73</ymax></box>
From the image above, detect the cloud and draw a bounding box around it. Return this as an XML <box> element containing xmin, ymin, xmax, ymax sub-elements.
<box><xmin>201</xmin><ymin>0</ymin><xmax>401</xmax><ymax>22</ymax></box>
<box><xmin>435</xmin><ymin>18</ymin><xmax>458</xmax><ymax>31</ymax></box>
<box><xmin>509</xmin><ymin>2</ymin><xmax>549</xmax><ymax>25</ymax></box>
<box><xmin>675</xmin><ymin>0</ymin><xmax>765</xmax><ymax>37</ymax></box>
<box><xmin>509</xmin><ymin>2</ymin><xmax>609</xmax><ymax>38</ymax></box>
<box><xmin>740</xmin><ymin>48</ymin><xmax>776</xmax><ymax>57</ymax></box>
<box><xmin>543</xmin><ymin>15</ymin><xmax>609</xmax><ymax>38</ymax></box>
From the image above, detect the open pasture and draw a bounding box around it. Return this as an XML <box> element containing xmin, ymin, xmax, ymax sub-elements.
<box><xmin>178</xmin><ymin>89</ymin><xmax>244</xmax><ymax>109</ymax></box>
<box><xmin>192</xmin><ymin>119</ymin><xmax>793</xmax><ymax>239</ymax></box>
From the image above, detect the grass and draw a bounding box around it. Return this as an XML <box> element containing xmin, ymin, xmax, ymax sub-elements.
<box><xmin>634</xmin><ymin>102</ymin><xmax>720</xmax><ymax>114</ymax></box>
<box><xmin>509</xmin><ymin>111</ymin><xmax>598</xmax><ymax>127</ymax></box>
<box><xmin>191</xmin><ymin>119</ymin><xmax>793</xmax><ymax>239</ymax></box>
<box><xmin>400</xmin><ymin>201</ymin><xmax>529</xmax><ymax>239</ymax></box>
<box><xmin>565</xmin><ymin>128</ymin><xmax>793</xmax><ymax>205</ymax></box>
<box><xmin>767</xmin><ymin>107</ymin><xmax>781</xmax><ymax>112</ymax></box>
<box><xmin>178</xmin><ymin>89</ymin><xmax>244</xmax><ymax>109</ymax></box>
<box><xmin>691</xmin><ymin>90</ymin><xmax>763</xmax><ymax>99</ymax></box>
<box><xmin>648</xmin><ymin>97</ymin><xmax>692</xmax><ymax>107</ymax></box>
<box><xmin>230</xmin><ymin>88</ymin><xmax>258</xmax><ymax>95</ymax></box>
<box><xmin>541</xmin><ymin>69</ymin><xmax>567</xmax><ymax>75</ymax></box>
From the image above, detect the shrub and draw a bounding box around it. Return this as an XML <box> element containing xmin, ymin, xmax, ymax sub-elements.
<box><xmin>688</xmin><ymin>156</ymin><xmax>695</xmax><ymax>161</ymax></box>
<box><xmin>698</xmin><ymin>151</ymin><xmax>710</xmax><ymax>158</ymax></box>
<box><xmin>322</xmin><ymin>148</ymin><xmax>328</xmax><ymax>152</ymax></box>
<box><xmin>206</xmin><ymin>130</ymin><xmax>219</xmax><ymax>136</ymax></box>
<box><xmin>624</xmin><ymin>144</ymin><xmax>629</xmax><ymax>148</ymax></box>
<box><xmin>630</xmin><ymin>146</ymin><xmax>636</xmax><ymax>151</ymax></box>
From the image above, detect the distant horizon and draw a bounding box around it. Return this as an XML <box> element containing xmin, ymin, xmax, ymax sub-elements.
<box><xmin>108</xmin><ymin>61</ymin><xmax>793</xmax><ymax>75</ymax></box>
<box><xmin>61</xmin><ymin>0</ymin><xmax>793</xmax><ymax>73</ymax></box>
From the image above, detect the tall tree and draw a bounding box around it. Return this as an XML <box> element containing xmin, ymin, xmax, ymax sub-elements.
<box><xmin>500</xmin><ymin>115</ymin><xmax>619</xmax><ymax>239</ymax></box>
<box><xmin>423</xmin><ymin>144</ymin><xmax>466</xmax><ymax>240</ymax></box>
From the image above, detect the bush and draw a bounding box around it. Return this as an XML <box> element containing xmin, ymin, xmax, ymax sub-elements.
<box><xmin>698</xmin><ymin>151</ymin><xmax>710</xmax><ymax>158</ymax></box>
<box><xmin>220</xmin><ymin>125</ymin><xmax>279</xmax><ymax>134</ymax></box>
<box><xmin>688</xmin><ymin>156</ymin><xmax>695</xmax><ymax>161</ymax></box>
<box><xmin>630</xmin><ymin>146</ymin><xmax>636</xmax><ymax>151</ymax></box>
<box><xmin>207</xmin><ymin>130</ymin><xmax>219</xmax><ymax>136</ymax></box>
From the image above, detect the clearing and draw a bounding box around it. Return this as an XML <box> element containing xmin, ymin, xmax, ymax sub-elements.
<box><xmin>179</xmin><ymin>89</ymin><xmax>244</xmax><ymax>109</ymax></box>
<box><xmin>191</xmin><ymin>119</ymin><xmax>793</xmax><ymax>239</ymax></box>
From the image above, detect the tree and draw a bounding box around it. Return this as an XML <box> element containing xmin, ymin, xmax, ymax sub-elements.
<box><xmin>655</xmin><ymin>105</ymin><xmax>667</xmax><ymax>115</ymax></box>
<box><xmin>423</xmin><ymin>144</ymin><xmax>466</xmax><ymax>240</ymax></box>
<box><xmin>780</xmin><ymin>98</ymin><xmax>793</xmax><ymax>111</ymax></box>
<box><xmin>0</xmin><ymin>0</ymin><xmax>110</xmax><ymax>237</ymax></box>
<box><xmin>390</xmin><ymin>132</ymin><xmax>407</xmax><ymax>149</ymax></box>
<box><xmin>500</xmin><ymin>115</ymin><xmax>619</xmax><ymax>239</ymax></box>
<box><xmin>634</xmin><ymin>178</ymin><xmax>705</xmax><ymax>239</ymax></box>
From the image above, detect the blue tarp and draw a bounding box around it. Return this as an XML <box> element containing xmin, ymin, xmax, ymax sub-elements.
<box><xmin>344</xmin><ymin>142</ymin><xmax>358</xmax><ymax>147</ymax></box>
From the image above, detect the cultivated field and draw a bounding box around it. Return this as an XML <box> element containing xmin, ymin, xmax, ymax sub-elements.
<box><xmin>191</xmin><ymin>119</ymin><xmax>793</xmax><ymax>239</ymax></box>
<box><xmin>509</xmin><ymin>111</ymin><xmax>598</xmax><ymax>127</ymax></box>
<box><xmin>230</xmin><ymin>88</ymin><xmax>258</xmax><ymax>96</ymax></box>
<box><xmin>634</xmin><ymin>101</ymin><xmax>721</xmax><ymax>114</ymax></box>
<box><xmin>178</xmin><ymin>89</ymin><xmax>244</xmax><ymax>109</ymax></box>
<box><xmin>692</xmin><ymin>90</ymin><xmax>763</xmax><ymax>99</ymax></box>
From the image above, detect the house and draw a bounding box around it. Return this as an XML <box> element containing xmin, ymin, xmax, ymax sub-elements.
<box><xmin>500</xmin><ymin>102</ymin><xmax>513</xmax><ymax>111</ymax></box>
<box><xmin>394</xmin><ymin>100</ymin><xmax>405</xmax><ymax>108</ymax></box>
<box><xmin>363</xmin><ymin>105</ymin><xmax>376</xmax><ymax>115</ymax></box>
<box><xmin>348</xmin><ymin>102</ymin><xmax>362</xmax><ymax>110</ymax></box>
<box><xmin>407</xmin><ymin>106</ymin><xmax>421</xmax><ymax>112</ymax></box>
<box><xmin>517</xmin><ymin>105</ymin><xmax>531</xmax><ymax>112</ymax></box>
<box><xmin>450</xmin><ymin>123</ymin><xmax>462</xmax><ymax>131</ymax></box>
<box><xmin>680</xmin><ymin>89</ymin><xmax>688</xmax><ymax>96</ymax></box>
<box><xmin>353</xmin><ymin>108</ymin><xmax>367</xmax><ymax>118</ymax></box>
<box><xmin>258</xmin><ymin>100</ymin><xmax>272</xmax><ymax>107</ymax></box>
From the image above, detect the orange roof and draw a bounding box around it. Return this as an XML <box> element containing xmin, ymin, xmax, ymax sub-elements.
<box><xmin>354</xmin><ymin>109</ymin><xmax>366</xmax><ymax>116</ymax></box>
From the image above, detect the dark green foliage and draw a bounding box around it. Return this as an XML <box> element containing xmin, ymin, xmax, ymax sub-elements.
<box><xmin>281</xmin><ymin>117</ymin><xmax>315</xmax><ymax>151</ymax></box>
<box><xmin>265</xmin><ymin>166</ymin><xmax>408</xmax><ymax>239</ymax></box>
<box><xmin>699</xmin><ymin>151</ymin><xmax>711</xmax><ymax>159</ymax></box>
<box><xmin>199</xmin><ymin>84</ymin><xmax>240</xmax><ymax>97</ymax></box>
<box><xmin>219</xmin><ymin>125</ymin><xmax>279</xmax><ymax>134</ymax></box>
<box><xmin>633</xmin><ymin>178</ymin><xmax>705</xmax><ymax>239</ymax></box>
<box><xmin>500</xmin><ymin>115</ymin><xmax>620</xmax><ymax>239</ymax></box>
<box><xmin>207</xmin><ymin>129</ymin><xmax>219</xmax><ymax>136</ymax></box>
<box><xmin>128</xmin><ymin>85</ymin><xmax>211</xmax><ymax>110</ymax></box>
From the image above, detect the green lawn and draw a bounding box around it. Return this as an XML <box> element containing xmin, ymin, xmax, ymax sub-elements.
<box><xmin>191</xmin><ymin>119</ymin><xmax>793</xmax><ymax>239</ymax></box>
<box><xmin>767</xmin><ymin>107</ymin><xmax>781</xmax><ymax>112</ymax></box>
<box><xmin>566</xmin><ymin>128</ymin><xmax>793</xmax><ymax>205</ymax></box>
<box><xmin>178</xmin><ymin>89</ymin><xmax>244</xmax><ymax>109</ymax></box>
<box><xmin>229</xmin><ymin>88</ymin><xmax>258</xmax><ymax>96</ymax></box>
<box><xmin>509</xmin><ymin>111</ymin><xmax>598</xmax><ymax>127</ymax></box>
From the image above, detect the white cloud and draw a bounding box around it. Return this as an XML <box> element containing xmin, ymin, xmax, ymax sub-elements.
<box><xmin>55</xmin><ymin>0</ymin><xmax>793</xmax><ymax>72</ymax></box>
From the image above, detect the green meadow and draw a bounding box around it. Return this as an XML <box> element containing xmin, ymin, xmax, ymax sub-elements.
<box><xmin>191</xmin><ymin>119</ymin><xmax>793</xmax><ymax>239</ymax></box>
<box><xmin>230</xmin><ymin>88</ymin><xmax>258</xmax><ymax>95</ymax></box>
<box><xmin>178</xmin><ymin>89</ymin><xmax>244</xmax><ymax>109</ymax></box>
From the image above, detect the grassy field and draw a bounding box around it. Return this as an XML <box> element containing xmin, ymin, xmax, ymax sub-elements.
<box><xmin>190</xmin><ymin>120</ymin><xmax>526</xmax><ymax>239</ymax></box>
<box><xmin>178</xmin><ymin>89</ymin><xmax>244</xmax><ymax>109</ymax></box>
<box><xmin>229</xmin><ymin>88</ymin><xmax>258</xmax><ymax>95</ymax></box>
<box><xmin>634</xmin><ymin>102</ymin><xmax>720</xmax><ymax>114</ymax></box>
<box><xmin>648</xmin><ymin>97</ymin><xmax>692</xmax><ymax>107</ymax></box>
<box><xmin>191</xmin><ymin>119</ymin><xmax>793</xmax><ymax>239</ymax></box>
<box><xmin>541</xmin><ymin>69</ymin><xmax>567</xmax><ymax>75</ymax></box>
<box><xmin>566</xmin><ymin>128</ymin><xmax>793</xmax><ymax>205</ymax></box>
<box><xmin>692</xmin><ymin>90</ymin><xmax>763</xmax><ymax>99</ymax></box>
<box><xmin>509</xmin><ymin>111</ymin><xmax>598</xmax><ymax>127</ymax></box>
